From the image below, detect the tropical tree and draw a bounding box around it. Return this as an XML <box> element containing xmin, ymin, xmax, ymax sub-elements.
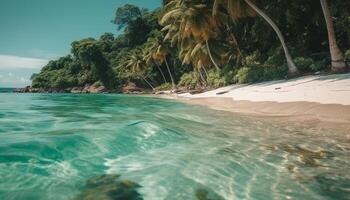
<box><xmin>213</xmin><ymin>0</ymin><xmax>299</xmax><ymax>76</ymax></box>
<box><xmin>124</xmin><ymin>52</ymin><xmax>155</xmax><ymax>90</ymax></box>
<box><xmin>320</xmin><ymin>0</ymin><xmax>347</xmax><ymax>73</ymax></box>
<box><xmin>179</xmin><ymin>40</ymin><xmax>211</xmax><ymax>83</ymax></box>
<box><xmin>71</xmin><ymin>39</ymin><xmax>115</xmax><ymax>87</ymax></box>
<box><xmin>160</xmin><ymin>1</ymin><xmax>222</xmax><ymax>70</ymax></box>
<box><xmin>143</xmin><ymin>48</ymin><xmax>168</xmax><ymax>84</ymax></box>
<box><xmin>145</xmin><ymin>35</ymin><xmax>176</xmax><ymax>89</ymax></box>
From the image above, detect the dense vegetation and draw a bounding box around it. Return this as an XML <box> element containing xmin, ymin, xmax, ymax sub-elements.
<box><xmin>31</xmin><ymin>0</ymin><xmax>350</xmax><ymax>91</ymax></box>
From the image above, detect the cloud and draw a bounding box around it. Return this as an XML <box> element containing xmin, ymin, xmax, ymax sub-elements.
<box><xmin>0</xmin><ymin>54</ymin><xmax>48</xmax><ymax>70</ymax></box>
<box><xmin>0</xmin><ymin>73</ymin><xmax>31</xmax><ymax>87</ymax></box>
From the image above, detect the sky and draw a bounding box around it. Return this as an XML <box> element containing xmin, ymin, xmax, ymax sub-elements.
<box><xmin>0</xmin><ymin>0</ymin><xmax>160</xmax><ymax>87</ymax></box>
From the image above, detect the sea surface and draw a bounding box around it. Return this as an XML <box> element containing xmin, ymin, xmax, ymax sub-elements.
<box><xmin>0</xmin><ymin>93</ymin><xmax>349</xmax><ymax>200</ymax></box>
<box><xmin>0</xmin><ymin>88</ymin><xmax>15</xmax><ymax>93</ymax></box>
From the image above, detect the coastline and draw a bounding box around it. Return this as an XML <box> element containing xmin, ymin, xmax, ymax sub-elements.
<box><xmin>181</xmin><ymin>98</ymin><xmax>350</xmax><ymax>132</ymax></box>
<box><xmin>160</xmin><ymin>73</ymin><xmax>350</xmax><ymax>133</ymax></box>
<box><xmin>11</xmin><ymin>73</ymin><xmax>350</xmax><ymax>132</ymax></box>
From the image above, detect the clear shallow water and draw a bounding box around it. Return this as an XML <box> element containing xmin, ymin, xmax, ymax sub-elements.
<box><xmin>0</xmin><ymin>93</ymin><xmax>349</xmax><ymax>200</ymax></box>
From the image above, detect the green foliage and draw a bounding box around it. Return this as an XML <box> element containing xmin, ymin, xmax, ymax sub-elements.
<box><xmin>155</xmin><ymin>83</ymin><xmax>172</xmax><ymax>91</ymax></box>
<box><xmin>206</xmin><ymin>70</ymin><xmax>226</xmax><ymax>88</ymax></box>
<box><xmin>294</xmin><ymin>57</ymin><xmax>314</xmax><ymax>72</ymax></box>
<box><xmin>310</xmin><ymin>61</ymin><xmax>325</xmax><ymax>72</ymax></box>
<box><xmin>112</xmin><ymin>4</ymin><xmax>142</xmax><ymax>30</ymax></box>
<box><xmin>294</xmin><ymin>57</ymin><xmax>326</xmax><ymax>72</ymax></box>
<box><xmin>178</xmin><ymin>72</ymin><xmax>201</xmax><ymax>89</ymax></box>
<box><xmin>233</xmin><ymin>67</ymin><xmax>250</xmax><ymax>84</ymax></box>
<box><xmin>345</xmin><ymin>49</ymin><xmax>350</xmax><ymax>60</ymax></box>
<box><xmin>31</xmin><ymin>1</ymin><xmax>350</xmax><ymax>91</ymax></box>
<box><xmin>233</xmin><ymin>51</ymin><xmax>288</xmax><ymax>84</ymax></box>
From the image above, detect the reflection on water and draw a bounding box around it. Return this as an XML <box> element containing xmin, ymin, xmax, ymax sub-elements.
<box><xmin>0</xmin><ymin>93</ymin><xmax>349</xmax><ymax>200</ymax></box>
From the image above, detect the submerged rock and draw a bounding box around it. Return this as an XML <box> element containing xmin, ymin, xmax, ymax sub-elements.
<box><xmin>74</xmin><ymin>174</ymin><xmax>143</xmax><ymax>200</ymax></box>
<box><xmin>267</xmin><ymin>144</ymin><xmax>333</xmax><ymax>167</ymax></box>
<box><xmin>195</xmin><ymin>188</ymin><xmax>224</xmax><ymax>200</ymax></box>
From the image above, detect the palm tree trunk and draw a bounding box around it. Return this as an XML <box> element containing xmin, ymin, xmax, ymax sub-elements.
<box><xmin>198</xmin><ymin>69</ymin><xmax>206</xmax><ymax>85</ymax></box>
<box><xmin>140</xmin><ymin>76</ymin><xmax>155</xmax><ymax>91</ymax></box>
<box><xmin>164</xmin><ymin>56</ymin><xmax>176</xmax><ymax>90</ymax></box>
<box><xmin>320</xmin><ymin>0</ymin><xmax>347</xmax><ymax>73</ymax></box>
<box><xmin>206</xmin><ymin>40</ymin><xmax>220</xmax><ymax>71</ymax></box>
<box><xmin>202</xmin><ymin>65</ymin><xmax>209</xmax><ymax>78</ymax></box>
<box><xmin>244</xmin><ymin>0</ymin><xmax>299</xmax><ymax>76</ymax></box>
<box><xmin>156</xmin><ymin>64</ymin><xmax>168</xmax><ymax>83</ymax></box>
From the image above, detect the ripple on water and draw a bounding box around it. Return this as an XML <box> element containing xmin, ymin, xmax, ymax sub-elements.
<box><xmin>0</xmin><ymin>94</ymin><xmax>349</xmax><ymax>200</ymax></box>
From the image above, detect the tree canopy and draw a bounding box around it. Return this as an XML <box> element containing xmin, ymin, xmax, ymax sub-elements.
<box><xmin>32</xmin><ymin>0</ymin><xmax>350</xmax><ymax>91</ymax></box>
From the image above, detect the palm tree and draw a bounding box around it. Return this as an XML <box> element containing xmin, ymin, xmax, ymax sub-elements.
<box><xmin>179</xmin><ymin>41</ymin><xmax>208</xmax><ymax>84</ymax></box>
<box><xmin>213</xmin><ymin>0</ymin><xmax>299</xmax><ymax>76</ymax></box>
<box><xmin>125</xmin><ymin>52</ymin><xmax>155</xmax><ymax>91</ymax></box>
<box><xmin>146</xmin><ymin>36</ymin><xmax>176</xmax><ymax>90</ymax></box>
<box><xmin>320</xmin><ymin>0</ymin><xmax>347</xmax><ymax>73</ymax></box>
<box><xmin>143</xmin><ymin>48</ymin><xmax>168</xmax><ymax>84</ymax></box>
<box><xmin>160</xmin><ymin>1</ymin><xmax>221</xmax><ymax>70</ymax></box>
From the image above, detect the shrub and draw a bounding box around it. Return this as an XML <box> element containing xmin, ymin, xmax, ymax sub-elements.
<box><xmin>345</xmin><ymin>49</ymin><xmax>350</xmax><ymax>60</ymax></box>
<box><xmin>233</xmin><ymin>67</ymin><xmax>250</xmax><ymax>83</ymax></box>
<box><xmin>224</xmin><ymin>70</ymin><xmax>238</xmax><ymax>85</ymax></box>
<box><xmin>262</xmin><ymin>64</ymin><xmax>288</xmax><ymax>81</ymax></box>
<box><xmin>206</xmin><ymin>70</ymin><xmax>226</xmax><ymax>88</ymax></box>
<box><xmin>294</xmin><ymin>57</ymin><xmax>314</xmax><ymax>72</ymax></box>
<box><xmin>155</xmin><ymin>83</ymin><xmax>172</xmax><ymax>91</ymax></box>
<box><xmin>294</xmin><ymin>57</ymin><xmax>326</xmax><ymax>72</ymax></box>
<box><xmin>309</xmin><ymin>61</ymin><xmax>325</xmax><ymax>71</ymax></box>
<box><xmin>233</xmin><ymin>63</ymin><xmax>288</xmax><ymax>84</ymax></box>
<box><xmin>264</xmin><ymin>48</ymin><xmax>286</xmax><ymax>67</ymax></box>
<box><xmin>178</xmin><ymin>72</ymin><xmax>200</xmax><ymax>89</ymax></box>
<box><xmin>243</xmin><ymin>51</ymin><xmax>261</xmax><ymax>66</ymax></box>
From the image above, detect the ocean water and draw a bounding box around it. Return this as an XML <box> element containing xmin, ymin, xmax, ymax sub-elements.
<box><xmin>0</xmin><ymin>88</ymin><xmax>15</xmax><ymax>93</ymax></box>
<box><xmin>0</xmin><ymin>93</ymin><xmax>349</xmax><ymax>200</ymax></box>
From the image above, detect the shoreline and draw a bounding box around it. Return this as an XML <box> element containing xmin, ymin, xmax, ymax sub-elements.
<box><xmin>9</xmin><ymin>73</ymin><xmax>350</xmax><ymax>132</ymax></box>
<box><xmin>179</xmin><ymin>97</ymin><xmax>350</xmax><ymax>132</ymax></box>
<box><xmin>158</xmin><ymin>73</ymin><xmax>350</xmax><ymax>133</ymax></box>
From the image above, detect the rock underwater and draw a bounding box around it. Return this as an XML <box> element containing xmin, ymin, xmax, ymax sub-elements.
<box><xmin>73</xmin><ymin>174</ymin><xmax>143</xmax><ymax>200</ymax></box>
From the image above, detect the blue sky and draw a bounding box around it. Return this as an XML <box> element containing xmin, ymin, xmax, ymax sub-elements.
<box><xmin>0</xmin><ymin>0</ymin><xmax>160</xmax><ymax>87</ymax></box>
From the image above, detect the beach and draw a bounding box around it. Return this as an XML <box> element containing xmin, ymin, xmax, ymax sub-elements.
<box><xmin>164</xmin><ymin>73</ymin><xmax>350</xmax><ymax>132</ymax></box>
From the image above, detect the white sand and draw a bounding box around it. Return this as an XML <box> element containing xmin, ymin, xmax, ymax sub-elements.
<box><xmin>179</xmin><ymin>73</ymin><xmax>350</xmax><ymax>105</ymax></box>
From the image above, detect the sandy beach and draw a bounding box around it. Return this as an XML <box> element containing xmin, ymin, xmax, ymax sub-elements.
<box><xmin>165</xmin><ymin>73</ymin><xmax>350</xmax><ymax>132</ymax></box>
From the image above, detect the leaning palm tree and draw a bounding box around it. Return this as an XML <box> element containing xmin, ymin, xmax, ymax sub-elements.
<box><xmin>125</xmin><ymin>52</ymin><xmax>155</xmax><ymax>91</ymax></box>
<box><xmin>320</xmin><ymin>0</ymin><xmax>347</xmax><ymax>73</ymax></box>
<box><xmin>146</xmin><ymin>36</ymin><xmax>176</xmax><ymax>90</ymax></box>
<box><xmin>143</xmin><ymin>48</ymin><xmax>168</xmax><ymax>84</ymax></box>
<box><xmin>213</xmin><ymin>0</ymin><xmax>299</xmax><ymax>76</ymax></box>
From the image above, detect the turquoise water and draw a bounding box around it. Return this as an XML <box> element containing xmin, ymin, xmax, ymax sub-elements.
<box><xmin>0</xmin><ymin>93</ymin><xmax>349</xmax><ymax>200</ymax></box>
<box><xmin>0</xmin><ymin>88</ymin><xmax>15</xmax><ymax>93</ymax></box>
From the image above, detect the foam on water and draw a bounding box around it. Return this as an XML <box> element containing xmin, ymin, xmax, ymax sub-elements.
<box><xmin>0</xmin><ymin>93</ymin><xmax>349</xmax><ymax>200</ymax></box>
